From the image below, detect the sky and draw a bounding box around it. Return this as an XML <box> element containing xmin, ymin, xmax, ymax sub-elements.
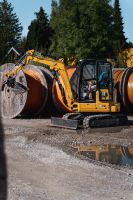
<box><xmin>9</xmin><ymin>0</ymin><xmax>52</xmax><ymax>37</ymax></box>
<box><xmin>1</xmin><ymin>0</ymin><xmax>133</xmax><ymax>42</ymax></box>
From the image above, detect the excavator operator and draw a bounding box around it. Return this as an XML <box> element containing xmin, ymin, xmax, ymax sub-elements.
<box><xmin>87</xmin><ymin>80</ymin><xmax>96</xmax><ymax>100</ymax></box>
<box><xmin>98</xmin><ymin>71</ymin><xmax>108</xmax><ymax>88</ymax></box>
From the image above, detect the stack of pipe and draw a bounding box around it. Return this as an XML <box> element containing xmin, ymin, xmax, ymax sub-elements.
<box><xmin>0</xmin><ymin>64</ymin><xmax>54</xmax><ymax>118</ymax></box>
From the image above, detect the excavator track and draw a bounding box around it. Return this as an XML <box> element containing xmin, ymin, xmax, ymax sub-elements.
<box><xmin>51</xmin><ymin>113</ymin><xmax>128</xmax><ymax>130</ymax></box>
<box><xmin>83</xmin><ymin>114</ymin><xmax>128</xmax><ymax>129</ymax></box>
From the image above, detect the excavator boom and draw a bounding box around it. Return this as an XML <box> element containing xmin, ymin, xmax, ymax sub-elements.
<box><xmin>3</xmin><ymin>50</ymin><xmax>74</xmax><ymax>109</ymax></box>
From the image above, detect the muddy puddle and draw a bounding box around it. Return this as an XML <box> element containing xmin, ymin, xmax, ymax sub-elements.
<box><xmin>75</xmin><ymin>144</ymin><xmax>133</xmax><ymax>167</ymax></box>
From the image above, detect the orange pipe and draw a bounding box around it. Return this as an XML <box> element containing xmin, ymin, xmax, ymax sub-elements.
<box><xmin>23</xmin><ymin>69</ymin><xmax>47</xmax><ymax>115</ymax></box>
<box><xmin>22</xmin><ymin>65</ymin><xmax>58</xmax><ymax>117</ymax></box>
<box><xmin>66</xmin><ymin>66</ymin><xmax>76</xmax><ymax>78</ymax></box>
<box><xmin>20</xmin><ymin>64</ymin><xmax>50</xmax><ymax>116</ymax></box>
<box><xmin>127</xmin><ymin>73</ymin><xmax>133</xmax><ymax>105</ymax></box>
<box><xmin>52</xmin><ymin>67</ymin><xmax>76</xmax><ymax>113</ymax></box>
<box><xmin>113</xmin><ymin>69</ymin><xmax>124</xmax><ymax>84</ymax></box>
<box><xmin>113</xmin><ymin>68</ymin><xmax>133</xmax><ymax>112</ymax></box>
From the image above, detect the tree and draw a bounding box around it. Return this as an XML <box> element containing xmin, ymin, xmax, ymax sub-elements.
<box><xmin>49</xmin><ymin>0</ymin><xmax>59</xmax><ymax>56</ymax></box>
<box><xmin>126</xmin><ymin>42</ymin><xmax>133</xmax><ymax>48</ymax></box>
<box><xmin>50</xmin><ymin>0</ymin><xmax>89</xmax><ymax>59</ymax></box>
<box><xmin>0</xmin><ymin>0</ymin><xmax>22</xmax><ymax>63</ymax></box>
<box><xmin>50</xmin><ymin>0</ymin><xmax>59</xmax><ymax>29</ymax></box>
<box><xmin>82</xmin><ymin>0</ymin><xmax>114</xmax><ymax>58</ymax></box>
<box><xmin>113</xmin><ymin>0</ymin><xmax>127</xmax><ymax>53</ymax></box>
<box><xmin>18</xmin><ymin>37</ymin><xmax>27</xmax><ymax>54</ymax></box>
<box><xmin>26</xmin><ymin>7</ymin><xmax>53</xmax><ymax>53</ymax></box>
<box><xmin>50</xmin><ymin>0</ymin><xmax>115</xmax><ymax>60</ymax></box>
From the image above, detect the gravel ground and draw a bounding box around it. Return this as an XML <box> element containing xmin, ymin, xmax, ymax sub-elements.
<box><xmin>1</xmin><ymin>118</ymin><xmax>133</xmax><ymax>200</ymax></box>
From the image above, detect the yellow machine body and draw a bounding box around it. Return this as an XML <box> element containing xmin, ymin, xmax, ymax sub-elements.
<box><xmin>3</xmin><ymin>50</ymin><xmax>127</xmax><ymax>129</ymax></box>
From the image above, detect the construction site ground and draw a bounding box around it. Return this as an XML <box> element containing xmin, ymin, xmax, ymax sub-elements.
<box><xmin>2</xmin><ymin>117</ymin><xmax>133</xmax><ymax>200</ymax></box>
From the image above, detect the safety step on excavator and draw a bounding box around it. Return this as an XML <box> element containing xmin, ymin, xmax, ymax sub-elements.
<box><xmin>1</xmin><ymin>50</ymin><xmax>128</xmax><ymax>129</ymax></box>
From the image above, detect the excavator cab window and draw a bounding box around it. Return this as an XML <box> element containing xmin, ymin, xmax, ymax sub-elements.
<box><xmin>97</xmin><ymin>61</ymin><xmax>113</xmax><ymax>101</ymax></box>
<box><xmin>70</xmin><ymin>59</ymin><xmax>113</xmax><ymax>102</ymax></box>
<box><xmin>79</xmin><ymin>60</ymin><xmax>96</xmax><ymax>102</ymax></box>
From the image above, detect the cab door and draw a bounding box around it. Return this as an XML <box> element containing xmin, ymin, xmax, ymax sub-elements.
<box><xmin>79</xmin><ymin>60</ymin><xmax>97</xmax><ymax>102</ymax></box>
<box><xmin>96</xmin><ymin>61</ymin><xmax>113</xmax><ymax>102</ymax></box>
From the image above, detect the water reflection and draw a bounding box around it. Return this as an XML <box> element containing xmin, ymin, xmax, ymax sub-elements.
<box><xmin>75</xmin><ymin>144</ymin><xmax>133</xmax><ymax>166</ymax></box>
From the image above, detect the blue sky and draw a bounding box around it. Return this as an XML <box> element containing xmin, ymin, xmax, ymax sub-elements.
<box><xmin>120</xmin><ymin>0</ymin><xmax>133</xmax><ymax>42</ymax></box>
<box><xmin>2</xmin><ymin>0</ymin><xmax>133</xmax><ymax>42</ymax></box>
<box><xmin>8</xmin><ymin>0</ymin><xmax>52</xmax><ymax>37</ymax></box>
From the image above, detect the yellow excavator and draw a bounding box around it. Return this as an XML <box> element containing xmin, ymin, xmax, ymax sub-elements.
<box><xmin>2</xmin><ymin>50</ymin><xmax>127</xmax><ymax>129</ymax></box>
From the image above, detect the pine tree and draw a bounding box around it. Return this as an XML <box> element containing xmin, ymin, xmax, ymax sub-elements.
<box><xmin>86</xmin><ymin>0</ymin><xmax>114</xmax><ymax>58</ymax></box>
<box><xmin>113</xmin><ymin>0</ymin><xmax>126</xmax><ymax>53</ymax></box>
<box><xmin>49</xmin><ymin>0</ymin><xmax>59</xmax><ymax>55</ymax></box>
<box><xmin>50</xmin><ymin>0</ymin><xmax>86</xmax><ymax>59</ymax></box>
<box><xmin>56</xmin><ymin>0</ymin><xmax>81</xmax><ymax>58</ymax></box>
<box><xmin>50</xmin><ymin>0</ymin><xmax>59</xmax><ymax>28</ymax></box>
<box><xmin>26</xmin><ymin>7</ymin><xmax>53</xmax><ymax>53</ymax></box>
<box><xmin>50</xmin><ymin>0</ymin><xmax>114</xmax><ymax>60</ymax></box>
<box><xmin>18</xmin><ymin>37</ymin><xmax>27</xmax><ymax>54</ymax></box>
<box><xmin>0</xmin><ymin>0</ymin><xmax>22</xmax><ymax>63</ymax></box>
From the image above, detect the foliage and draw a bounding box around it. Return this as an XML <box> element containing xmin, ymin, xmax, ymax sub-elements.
<box><xmin>50</xmin><ymin>0</ymin><xmax>117</xmax><ymax>60</ymax></box>
<box><xmin>125</xmin><ymin>41</ymin><xmax>133</xmax><ymax>48</ymax></box>
<box><xmin>0</xmin><ymin>0</ymin><xmax>22</xmax><ymax>63</ymax></box>
<box><xmin>0</xmin><ymin>0</ymin><xmax>130</xmax><ymax>64</ymax></box>
<box><xmin>49</xmin><ymin>0</ymin><xmax>60</xmax><ymax>56</ymax></box>
<box><xmin>83</xmin><ymin>0</ymin><xmax>114</xmax><ymax>58</ymax></box>
<box><xmin>18</xmin><ymin>37</ymin><xmax>27</xmax><ymax>55</ymax></box>
<box><xmin>26</xmin><ymin>7</ymin><xmax>53</xmax><ymax>54</ymax></box>
<box><xmin>113</xmin><ymin>0</ymin><xmax>127</xmax><ymax>53</ymax></box>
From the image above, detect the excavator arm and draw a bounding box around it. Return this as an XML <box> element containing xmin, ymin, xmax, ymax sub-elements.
<box><xmin>3</xmin><ymin>50</ymin><xmax>74</xmax><ymax>109</ymax></box>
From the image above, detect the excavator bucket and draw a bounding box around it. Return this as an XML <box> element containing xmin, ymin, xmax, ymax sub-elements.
<box><xmin>2</xmin><ymin>76</ymin><xmax>28</xmax><ymax>94</ymax></box>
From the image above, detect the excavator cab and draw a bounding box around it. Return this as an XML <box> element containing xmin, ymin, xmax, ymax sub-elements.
<box><xmin>78</xmin><ymin>60</ymin><xmax>113</xmax><ymax>102</ymax></box>
<box><xmin>70</xmin><ymin>59</ymin><xmax>114</xmax><ymax>104</ymax></box>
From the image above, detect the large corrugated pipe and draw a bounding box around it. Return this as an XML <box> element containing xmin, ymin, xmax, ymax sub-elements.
<box><xmin>113</xmin><ymin>67</ymin><xmax>133</xmax><ymax>112</ymax></box>
<box><xmin>0</xmin><ymin>64</ymin><xmax>54</xmax><ymax>118</ymax></box>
